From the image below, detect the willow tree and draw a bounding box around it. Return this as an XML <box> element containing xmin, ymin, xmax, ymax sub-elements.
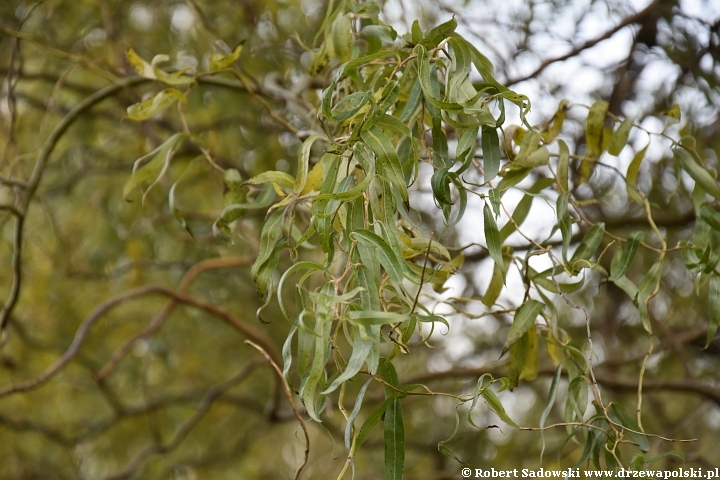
<box><xmin>0</xmin><ymin>0</ymin><xmax>717</xmax><ymax>479</ymax></box>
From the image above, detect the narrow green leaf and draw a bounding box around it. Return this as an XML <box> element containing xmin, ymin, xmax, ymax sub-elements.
<box><xmin>609</xmin><ymin>232</ymin><xmax>644</xmax><ymax>281</ymax></box>
<box><xmin>331</xmin><ymin>13</ymin><xmax>352</xmax><ymax>62</ymax></box>
<box><xmin>637</xmin><ymin>259</ymin><xmax>663</xmax><ymax>333</ymax></box>
<box><xmin>674</xmin><ymin>148</ymin><xmax>720</xmax><ymax>202</ymax></box>
<box><xmin>569</xmin><ymin>222</ymin><xmax>605</xmax><ymax>274</ymax></box>
<box><xmin>626</xmin><ymin>144</ymin><xmax>648</xmax><ymax>204</ymax></box>
<box><xmin>482</xmin><ymin>263</ymin><xmax>505</xmax><ymax>307</ymax></box>
<box><xmin>482</xmin><ymin>125</ymin><xmax>500</xmax><ymax>182</ymax></box>
<box><xmin>331</xmin><ymin>92</ymin><xmax>371</xmax><ymax>121</ymax></box>
<box><xmin>361</xmin><ymin>126</ymin><xmax>408</xmax><ymax>204</ymax></box>
<box><xmin>706</xmin><ymin>275</ymin><xmax>720</xmax><ymax>348</ymax></box>
<box><xmin>348</xmin><ymin>311</ymin><xmax>410</xmax><ymax>326</ymax></box>
<box><xmin>322</xmin><ymin>328</ymin><xmax>372</xmax><ymax>394</ymax></box>
<box><xmin>345</xmin><ymin>379</ymin><xmax>374</xmax><ymax>452</ymax></box>
<box><xmin>357</xmin><ymin>397</ymin><xmax>393</xmax><ymax>448</ymax></box>
<box><xmin>557</xmin><ymin>139</ymin><xmax>569</xmax><ymax>192</ymax></box>
<box><xmin>557</xmin><ymin>191</ymin><xmax>572</xmax><ymax>262</ymax></box>
<box><xmin>539</xmin><ymin>365</ymin><xmax>562</xmax><ymax>460</ymax></box>
<box><xmin>123</xmin><ymin>133</ymin><xmax>187</xmax><ymax>202</ymax></box>
<box><xmin>481</xmin><ymin>388</ymin><xmax>518</xmax><ymax>428</ymax></box>
<box><xmin>507</xmin><ymin>331</ymin><xmax>529</xmax><ymax>390</ymax></box>
<box><xmin>244</xmin><ymin>171</ymin><xmax>295</xmax><ymax>189</ymax></box>
<box><xmin>578</xmin><ymin>100</ymin><xmax>609</xmax><ymax>183</ymax></box>
<box><xmin>293</xmin><ymin>134</ymin><xmax>322</xmax><ymax>194</ymax></box>
<box><xmin>484</xmin><ymin>202</ymin><xmax>506</xmax><ymax>281</ymax></box>
<box><xmin>610</xmin><ymin>403</ymin><xmax>650</xmax><ymax>452</ymax></box>
<box><xmin>437</xmin><ymin>407</ymin><xmax>466</xmax><ymax>464</ymax></box>
<box><xmin>351</xmin><ymin>229</ymin><xmax>405</xmax><ymax>284</ymax></box>
<box><xmin>608</xmin><ymin>118</ymin><xmax>634</xmax><ymax>156</ymax></box>
<box><xmin>502</xmin><ymin>300</ymin><xmax>544</xmax><ymax>354</ymax></box>
<box><xmin>384</xmin><ymin>398</ymin><xmax>405</xmax><ymax>480</ymax></box>
<box><xmin>415</xmin><ymin>44</ymin><xmax>463</xmax><ymax>111</ymax></box>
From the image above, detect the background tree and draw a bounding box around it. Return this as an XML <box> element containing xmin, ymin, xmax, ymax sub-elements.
<box><xmin>0</xmin><ymin>0</ymin><xmax>718</xmax><ymax>479</ymax></box>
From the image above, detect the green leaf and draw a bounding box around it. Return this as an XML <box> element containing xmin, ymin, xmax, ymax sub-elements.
<box><xmin>675</xmin><ymin>148</ymin><xmax>720</xmax><ymax>202</ymax></box>
<box><xmin>384</xmin><ymin>397</ymin><xmax>405</xmax><ymax>480</ymax></box>
<box><xmin>481</xmin><ymin>387</ymin><xmax>518</xmax><ymax>428</ymax></box>
<box><xmin>626</xmin><ymin>144</ymin><xmax>648</xmax><ymax>204</ymax></box>
<box><xmin>357</xmin><ymin>397</ymin><xmax>394</xmax><ymax>448</ymax></box>
<box><xmin>251</xmin><ymin>209</ymin><xmax>285</xmax><ymax>299</ymax></box>
<box><xmin>322</xmin><ymin>327</ymin><xmax>372</xmax><ymax>394</ymax></box>
<box><xmin>126</xmin><ymin>88</ymin><xmax>185</xmax><ymax>120</ymax></box>
<box><xmin>422</xmin><ymin>17</ymin><xmax>457</xmax><ymax>47</ymax></box>
<box><xmin>578</xmin><ymin>100</ymin><xmax>609</xmax><ymax>184</ymax></box>
<box><xmin>213</xmin><ymin>184</ymin><xmax>275</xmax><ymax>236</ymax></box>
<box><xmin>507</xmin><ymin>331</ymin><xmax>529</xmax><ymax>390</ymax></box>
<box><xmin>557</xmin><ymin>139</ymin><xmax>569</xmax><ymax>192</ymax></box>
<box><xmin>542</xmin><ymin>100</ymin><xmax>569</xmax><ymax>142</ymax></box>
<box><xmin>482</xmin><ymin>125</ymin><xmax>500</xmax><ymax>182</ymax></box>
<box><xmin>331</xmin><ymin>13</ymin><xmax>352</xmax><ymax>62</ymax></box>
<box><xmin>609</xmin><ymin>232</ymin><xmax>644</xmax><ymax>281</ymax></box>
<box><xmin>293</xmin><ymin>134</ymin><xmax>322</xmax><ymax>194</ymax></box>
<box><xmin>415</xmin><ymin>44</ymin><xmax>463</xmax><ymax>111</ymax></box>
<box><xmin>610</xmin><ymin>403</ymin><xmax>650</xmax><ymax>452</ymax></box>
<box><xmin>482</xmin><ymin>262</ymin><xmax>505</xmax><ymax>307</ymax></box>
<box><xmin>569</xmin><ymin>222</ymin><xmax>605</xmax><ymax>274</ymax></box>
<box><xmin>362</xmin><ymin>24</ymin><xmax>397</xmax><ymax>43</ymax></box>
<box><xmin>123</xmin><ymin>133</ymin><xmax>188</xmax><ymax>202</ymax></box>
<box><xmin>209</xmin><ymin>42</ymin><xmax>244</xmax><ymax>71</ymax></box>
<box><xmin>557</xmin><ymin>191</ymin><xmax>572</xmax><ymax>262</ymax></box>
<box><xmin>707</xmin><ymin>275</ymin><xmax>720</xmax><ymax>348</ymax></box>
<box><xmin>608</xmin><ymin>118</ymin><xmax>634</xmax><ymax>156</ymax></box>
<box><xmin>502</xmin><ymin>300</ymin><xmax>544</xmax><ymax>354</ymax></box>
<box><xmin>244</xmin><ymin>170</ymin><xmax>295</xmax><ymax>189</ymax></box>
<box><xmin>437</xmin><ymin>407</ymin><xmax>466</xmax><ymax>464</ymax></box>
<box><xmin>351</xmin><ymin>229</ymin><xmax>405</xmax><ymax>284</ymax></box>
<box><xmin>345</xmin><ymin>379</ymin><xmax>373</xmax><ymax>452</ymax></box>
<box><xmin>539</xmin><ymin>365</ymin><xmax>562</xmax><ymax>460</ymax></box>
<box><xmin>637</xmin><ymin>259</ymin><xmax>663</xmax><ymax>333</ymax></box>
<box><xmin>349</xmin><ymin>311</ymin><xmax>410</xmax><ymax>326</ymax></box>
<box><xmin>331</xmin><ymin>92</ymin><xmax>371</xmax><ymax>122</ymax></box>
<box><xmin>374</xmin><ymin>114</ymin><xmax>412</xmax><ymax>138</ymax></box>
<box><xmin>361</xmin><ymin>126</ymin><xmax>408</xmax><ymax>204</ymax></box>
<box><xmin>484</xmin><ymin>202</ymin><xmax>506</xmax><ymax>281</ymax></box>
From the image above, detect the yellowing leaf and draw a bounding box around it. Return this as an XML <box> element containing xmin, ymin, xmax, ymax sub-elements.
<box><xmin>209</xmin><ymin>41</ymin><xmax>244</xmax><ymax>71</ymax></box>
<box><xmin>126</xmin><ymin>88</ymin><xmax>185</xmax><ymax>120</ymax></box>
<box><xmin>126</xmin><ymin>48</ymin><xmax>155</xmax><ymax>78</ymax></box>
<box><xmin>663</xmin><ymin>104</ymin><xmax>681</xmax><ymax>125</ymax></box>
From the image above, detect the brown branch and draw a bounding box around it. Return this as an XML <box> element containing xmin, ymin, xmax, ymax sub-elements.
<box><xmin>506</xmin><ymin>0</ymin><xmax>663</xmax><ymax>86</ymax></box>
<box><xmin>0</xmin><ymin>285</ymin><xmax>280</xmax><ymax>398</ymax></box>
<box><xmin>405</xmin><ymin>365</ymin><xmax>720</xmax><ymax>406</ymax></box>
<box><xmin>245</xmin><ymin>340</ymin><xmax>310</xmax><ymax>480</ymax></box>
<box><xmin>95</xmin><ymin>256</ymin><xmax>254</xmax><ymax>381</ymax></box>
<box><xmin>102</xmin><ymin>361</ymin><xmax>260</xmax><ymax>480</ymax></box>
<box><xmin>0</xmin><ymin>76</ymin><xmax>150</xmax><ymax>333</ymax></box>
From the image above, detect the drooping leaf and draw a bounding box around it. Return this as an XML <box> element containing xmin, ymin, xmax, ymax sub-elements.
<box><xmin>675</xmin><ymin>147</ymin><xmax>720</xmax><ymax>202</ymax></box>
<box><xmin>626</xmin><ymin>144</ymin><xmax>648</xmax><ymax>204</ymax></box>
<box><xmin>126</xmin><ymin>88</ymin><xmax>185</xmax><ymax>120</ymax></box>
<box><xmin>609</xmin><ymin>232</ymin><xmax>644</xmax><ymax>281</ymax></box>
<box><xmin>608</xmin><ymin>118</ymin><xmax>634</xmax><ymax>156</ymax></box>
<box><xmin>637</xmin><ymin>259</ymin><xmax>664</xmax><ymax>333</ymax></box>
<box><xmin>706</xmin><ymin>275</ymin><xmax>720</xmax><ymax>348</ymax></box>
<box><xmin>484</xmin><ymin>202</ymin><xmax>506</xmax><ymax>282</ymax></box>
<box><xmin>502</xmin><ymin>300</ymin><xmax>544</xmax><ymax>355</ymax></box>
<box><xmin>209</xmin><ymin>41</ymin><xmax>244</xmax><ymax>71</ymax></box>
<box><xmin>384</xmin><ymin>398</ymin><xmax>405</xmax><ymax>480</ymax></box>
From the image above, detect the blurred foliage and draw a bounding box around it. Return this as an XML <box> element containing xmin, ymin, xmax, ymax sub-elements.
<box><xmin>0</xmin><ymin>0</ymin><xmax>719</xmax><ymax>479</ymax></box>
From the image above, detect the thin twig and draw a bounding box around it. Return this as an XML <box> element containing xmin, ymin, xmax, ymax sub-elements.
<box><xmin>245</xmin><ymin>340</ymin><xmax>310</xmax><ymax>480</ymax></box>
